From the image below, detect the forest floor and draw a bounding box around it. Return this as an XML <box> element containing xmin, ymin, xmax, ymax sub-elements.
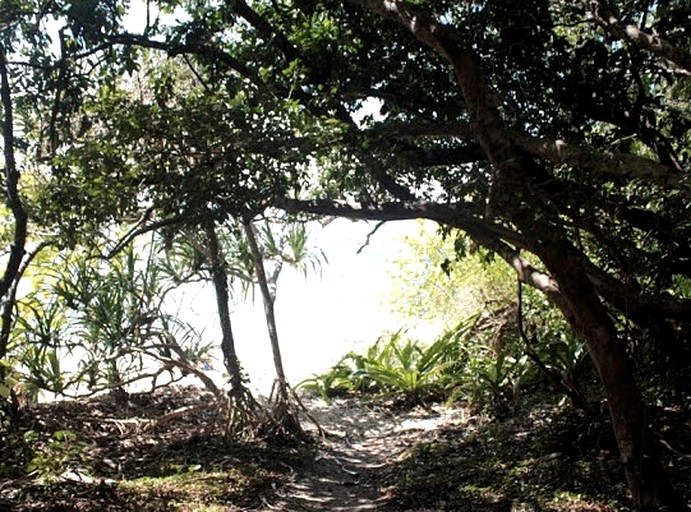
<box><xmin>1</xmin><ymin>386</ymin><xmax>690</xmax><ymax>511</ymax></box>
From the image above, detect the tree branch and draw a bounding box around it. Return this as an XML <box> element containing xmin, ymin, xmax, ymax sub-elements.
<box><xmin>515</xmin><ymin>134</ymin><xmax>683</xmax><ymax>187</ymax></box>
<box><xmin>233</xmin><ymin>0</ymin><xmax>302</xmax><ymax>64</ymax></box>
<box><xmin>277</xmin><ymin>197</ymin><xmax>527</xmax><ymax>254</ymax></box>
<box><xmin>584</xmin><ymin>0</ymin><xmax>691</xmax><ymax>74</ymax></box>
<box><xmin>369</xmin><ymin>121</ymin><xmax>475</xmax><ymax>140</ymax></box>
<box><xmin>106</xmin><ymin>33</ymin><xmax>257</xmax><ymax>78</ymax></box>
<box><xmin>277</xmin><ymin>197</ymin><xmax>566</xmax><ymax>307</ymax></box>
<box><xmin>401</xmin><ymin>144</ymin><xmax>485</xmax><ymax>167</ymax></box>
<box><xmin>356</xmin><ymin>221</ymin><xmax>386</xmax><ymax>254</ymax></box>
<box><xmin>99</xmin><ymin>209</ymin><xmax>195</xmax><ymax>260</ymax></box>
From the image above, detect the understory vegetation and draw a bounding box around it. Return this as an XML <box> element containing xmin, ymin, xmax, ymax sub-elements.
<box><xmin>301</xmin><ymin>226</ymin><xmax>593</xmax><ymax>416</ymax></box>
<box><xmin>299</xmin><ymin>307</ymin><xmax>589</xmax><ymax>412</ymax></box>
<box><xmin>1</xmin><ymin>387</ymin><xmax>310</xmax><ymax>511</ymax></box>
<box><xmin>2</xmin><ymin>0</ymin><xmax>691</xmax><ymax>510</ymax></box>
<box><xmin>2</xmin><ymin>379</ymin><xmax>689</xmax><ymax>511</ymax></box>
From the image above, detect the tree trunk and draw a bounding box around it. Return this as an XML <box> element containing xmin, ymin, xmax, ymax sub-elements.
<box><xmin>203</xmin><ymin>222</ymin><xmax>264</xmax><ymax>439</ymax></box>
<box><xmin>542</xmin><ymin>249</ymin><xmax>684</xmax><ymax>511</ymax></box>
<box><xmin>0</xmin><ymin>44</ymin><xmax>28</xmax><ymax>378</ymax></box>
<box><xmin>241</xmin><ymin>219</ymin><xmax>289</xmax><ymax>403</ymax></box>
<box><xmin>204</xmin><ymin>222</ymin><xmax>244</xmax><ymax>393</ymax></box>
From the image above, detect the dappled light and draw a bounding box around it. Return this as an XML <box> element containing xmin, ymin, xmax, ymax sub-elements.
<box><xmin>5</xmin><ymin>385</ymin><xmax>689</xmax><ymax>510</ymax></box>
<box><xmin>2</xmin><ymin>0</ymin><xmax>691</xmax><ymax>510</ymax></box>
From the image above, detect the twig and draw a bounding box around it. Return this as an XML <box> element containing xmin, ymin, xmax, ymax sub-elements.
<box><xmin>356</xmin><ymin>221</ymin><xmax>386</xmax><ymax>254</ymax></box>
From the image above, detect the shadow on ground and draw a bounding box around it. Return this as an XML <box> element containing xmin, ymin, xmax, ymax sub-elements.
<box><xmin>381</xmin><ymin>394</ymin><xmax>691</xmax><ymax>512</ymax></box>
<box><xmin>2</xmin><ymin>388</ymin><xmax>690</xmax><ymax>511</ymax></box>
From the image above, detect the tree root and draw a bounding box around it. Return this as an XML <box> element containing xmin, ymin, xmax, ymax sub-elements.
<box><xmin>255</xmin><ymin>380</ymin><xmax>325</xmax><ymax>442</ymax></box>
<box><xmin>221</xmin><ymin>380</ymin><xmax>325</xmax><ymax>443</ymax></box>
<box><xmin>224</xmin><ymin>384</ymin><xmax>263</xmax><ymax>439</ymax></box>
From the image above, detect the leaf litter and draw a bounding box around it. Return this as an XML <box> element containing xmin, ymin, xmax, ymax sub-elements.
<box><xmin>2</xmin><ymin>386</ymin><xmax>690</xmax><ymax>511</ymax></box>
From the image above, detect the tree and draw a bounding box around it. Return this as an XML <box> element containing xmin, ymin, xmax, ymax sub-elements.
<box><xmin>0</xmin><ymin>7</ymin><xmax>48</xmax><ymax>416</ymax></box>
<box><xmin>157</xmin><ymin>214</ymin><xmax>324</xmax><ymax>438</ymax></box>
<box><xmin>241</xmin><ymin>217</ymin><xmax>297</xmax><ymax>434</ymax></box>
<box><xmin>239</xmin><ymin>213</ymin><xmax>326</xmax><ymax>436</ymax></box>
<box><xmin>6</xmin><ymin>1</ymin><xmax>691</xmax><ymax>508</ymax></box>
<box><xmin>384</xmin><ymin>220</ymin><xmax>515</xmax><ymax>327</ymax></box>
<box><xmin>209</xmin><ymin>3</ymin><xmax>690</xmax><ymax>507</ymax></box>
<box><xmin>201</xmin><ymin>221</ymin><xmax>261</xmax><ymax>437</ymax></box>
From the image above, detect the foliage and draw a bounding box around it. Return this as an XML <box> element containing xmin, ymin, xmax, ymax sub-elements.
<box><xmin>300</xmin><ymin>315</ymin><xmax>476</xmax><ymax>403</ymax></box>
<box><xmin>461</xmin><ymin>299</ymin><xmax>593</xmax><ymax>412</ymax></box>
<box><xmin>385</xmin><ymin>224</ymin><xmax>593</xmax><ymax>411</ymax></box>
<box><xmin>223</xmin><ymin>214</ymin><xmax>328</xmax><ymax>302</ymax></box>
<box><xmin>10</xmin><ymin>241</ymin><xmax>213</xmax><ymax>399</ymax></box>
<box><xmin>24</xmin><ymin>429</ymin><xmax>86</xmax><ymax>481</ymax></box>
<box><xmin>299</xmin><ymin>330</ymin><xmax>452</xmax><ymax>403</ymax></box>
<box><xmin>522</xmin><ymin>290</ymin><xmax>589</xmax><ymax>382</ymax></box>
<box><xmin>159</xmin><ymin>213</ymin><xmax>326</xmax><ymax>304</ymax></box>
<box><xmin>302</xmin><ymin>299</ymin><xmax>593</xmax><ymax>415</ymax></box>
<box><xmin>384</xmin><ymin>221</ymin><xmax>515</xmax><ymax>327</ymax></box>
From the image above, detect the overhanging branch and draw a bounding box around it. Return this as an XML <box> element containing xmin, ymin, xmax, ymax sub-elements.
<box><xmin>516</xmin><ymin>135</ymin><xmax>683</xmax><ymax>187</ymax></box>
<box><xmin>276</xmin><ymin>197</ymin><xmax>491</xmax><ymax>234</ymax></box>
<box><xmin>368</xmin><ymin>121</ymin><xmax>476</xmax><ymax>140</ymax></box>
<box><xmin>401</xmin><ymin>144</ymin><xmax>485</xmax><ymax>167</ymax></box>
<box><xmin>276</xmin><ymin>197</ymin><xmax>564</xmax><ymax>302</ymax></box>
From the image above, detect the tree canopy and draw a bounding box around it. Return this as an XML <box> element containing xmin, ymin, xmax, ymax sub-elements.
<box><xmin>2</xmin><ymin>0</ymin><xmax>691</xmax><ymax>509</ymax></box>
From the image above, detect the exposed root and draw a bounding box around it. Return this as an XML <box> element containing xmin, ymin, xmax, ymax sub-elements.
<box><xmin>224</xmin><ymin>384</ymin><xmax>263</xmax><ymax>440</ymax></box>
<box><xmin>289</xmin><ymin>385</ymin><xmax>326</xmax><ymax>438</ymax></box>
<box><xmin>219</xmin><ymin>380</ymin><xmax>325</xmax><ymax>444</ymax></box>
<box><xmin>255</xmin><ymin>380</ymin><xmax>324</xmax><ymax>442</ymax></box>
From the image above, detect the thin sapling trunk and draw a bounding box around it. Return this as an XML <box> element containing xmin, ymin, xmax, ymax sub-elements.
<box><xmin>204</xmin><ymin>221</ymin><xmax>260</xmax><ymax>438</ymax></box>
<box><xmin>242</xmin><ymin>218</ymin><xmax>304</xmax><ymax>438</ymax></box>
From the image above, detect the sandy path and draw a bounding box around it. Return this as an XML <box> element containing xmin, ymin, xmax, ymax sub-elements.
<box><xmin>258</xmin><ymin>397</ymin><xmax>469</xmax><ymax>511</ymax></box>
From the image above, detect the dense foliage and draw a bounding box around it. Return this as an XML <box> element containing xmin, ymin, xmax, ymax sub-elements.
<box><xmin>14</xmin><ymin>242</ymin><xmax>213</xmax><ymax>399</ymax></box>
<box><xmin>1</xmin><ymin>0</ymin><xmax>690</xmax><ymax>508</ymax></box>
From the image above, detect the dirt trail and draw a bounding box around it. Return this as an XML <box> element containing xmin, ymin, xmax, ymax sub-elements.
<box><xmin>260</xmin><ymin>398</ymin><xmax>470</xmax><ymax>511</ymax></box>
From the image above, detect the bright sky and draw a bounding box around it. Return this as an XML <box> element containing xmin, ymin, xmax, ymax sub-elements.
<box><xmin>173</xmin><ymin>218</ymin><xmax>432</xmax><ymax>395</ymax></box>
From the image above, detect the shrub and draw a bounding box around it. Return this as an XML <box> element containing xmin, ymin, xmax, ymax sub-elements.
<box><xmin>299</xmin><ymin>315</ymin><xmax>478</xmax><ymax>403</ymax></box>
